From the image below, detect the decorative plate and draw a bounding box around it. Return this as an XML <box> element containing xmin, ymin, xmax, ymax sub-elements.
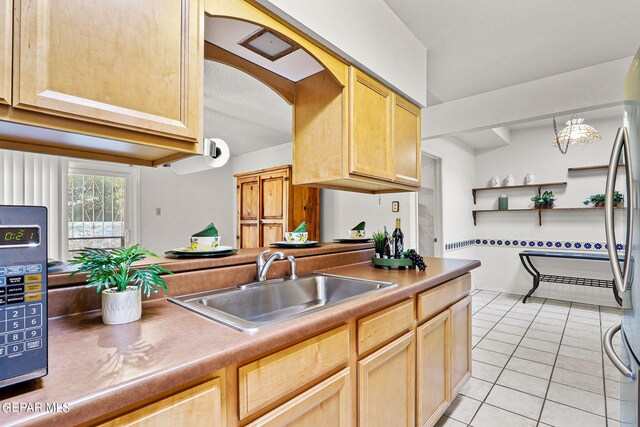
<box><xmin>165</xmin><ymin>246</ymin><xmax>235</xmax><ymax>255</ymax></box>
<box><xmin>270</xmin><ymin>241</ymin><xmax>319</xmax><ymax>248</ymax></box>
<box><xmin>47</xmin><ymin>259</ymin><xmax>64</xmax><ymax>268</ymax></box>
<box><xmin>164</xmin><ymin>248</ymin><xmax>237</xmax><ymax>258</ymax></box>
<box><xmin>333</xmin><ymin>238</ymin><xmax>372</xmax><ymax>243</ymax></box>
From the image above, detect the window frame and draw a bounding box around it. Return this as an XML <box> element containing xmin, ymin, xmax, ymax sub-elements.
<box><xmin>66</xmin><ymin>160</ymin><xmax>140</xmax><ymax>258</ymax></box>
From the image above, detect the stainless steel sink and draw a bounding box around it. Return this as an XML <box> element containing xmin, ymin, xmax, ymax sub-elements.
<box><xmin>169</xmin><ymin>273</ymin><xmax>396</xmax><ymax>333</ymax></box>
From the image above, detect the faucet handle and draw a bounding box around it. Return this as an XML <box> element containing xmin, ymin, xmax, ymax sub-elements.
<box><xmin>259</xmin><ymin>249</ymin><xmax>271</xmax><ymax>257</ymax></box>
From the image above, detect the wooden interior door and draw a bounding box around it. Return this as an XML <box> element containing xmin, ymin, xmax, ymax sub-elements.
<box><xmin>0</xmin><ymin>0</ymin><xmax>11</xmax><ymax>105</ymax></box>
<box><xmin>259</xmin><ymin>170</ymin><xmax>288</xmax><ymax>246</ymax></box>
<box><xmin>247</xmin><ymin>369</ymin><xmax>351</xmax><ymax>427</ymax></box>
<box><xmin>14</xmin><ymin>0</ymin><xmax>202</xmax><ymax>141</ymax></box>
<box><xmin>416</xmin><ymin>310</ymin><xmax>450</xmax><ymax>427</ymax></box>
<box><xmin>450</xmin><ymin>296</ymin><xmax>472</xmax><ymax>397</ymax></box>
<box><xmin>393</xmin><ymin>95</ymin><xmax>421</xmax><ymax>186</ymax></box>
<box><xmin>349</xmin><ymin>68</ymin><xmax>393</xmax><ymax>182</ymax></box>
<box><xmin>237</xmin><ymin>176</ymin><xmax>260</xmax><ymax>249</ymax></box>
<box><xmin>358</xmin><ymin>331</ymin><xmax>415</xmax><ymax>427</ymax></box>
<box><xmin>99</xmin><ymin>378</ymin><xmax>223</xmax><ymax>426</ymax></box>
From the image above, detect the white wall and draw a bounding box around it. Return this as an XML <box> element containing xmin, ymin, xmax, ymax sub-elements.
<box><xmin>473</xmin><ymin>115</ymin><xmax>624</xmax><ymax>306</ymax></box>
<box><xmin>256</xmin><ymin>0</ymin><xmax>427</xmax><ymax>106</ymax></box>
<box><xmin>321</xmin><ymin>190</ymin><xmax>412</xmax><ymax>245</ymax></box>
<box><xmin>423</xmin><ymin>136</ymin><xmax>478</xmax><ymax>262</ymax></box>
<box><xmin>232</xmin><ymin>142</ymin><xmax>415</xmax><ymax>245</ymax></box>
<box><xmin>139</xmin><ymin>163</ymin><xmax>234</xmax><ymax>254</ymax></box>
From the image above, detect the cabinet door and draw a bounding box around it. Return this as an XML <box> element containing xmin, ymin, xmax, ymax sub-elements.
<box><xmin>349</xmin><ymin>68</ymin><xmax>394</xmax><ymax>182</ymax></box>
<box><xmin>100</xmin><ymin>378</ymin><xmax>224</xmax><ymax>427</ymax></box>
<box><xmin>393</xmin><ymin>95</ymin><xmax>421</xmax><ymax>186</ymax></box>
<box><xmin>0</xmin><ymin>0</ymin><xmax>11</xmax><ymax>105</ymax></box>
<box><xmin>417</xmin><ymin>310</ymin><xmax>450</xmax><ymax>427</ymax></box>
<box><xmin>14</xmin><ymin>0</ymin><xmax>202</xmax><ymax>141</ymax></box>
<box><xmin>450</xmin><ymin>295</ymin><xmax>472</xmax><ymax>397</ymax></box>
<box><xmin>260</xmin><ymin>170</ymin><xmax>288</xmax><ymax>246</ymax></box>
<box><xmin>238</xmin><ymin>177</ymin><xmax>260</xmax><ymax>249</ymax></box>
<box><xmin>247</xmin><ymin>369</ymin><xmax>351</xmax><ymax>427</ymax></box>
<box><xmin>358</xmin><ymin>331</ymin><xmax>415</xmax><ymax>427</ymax></box>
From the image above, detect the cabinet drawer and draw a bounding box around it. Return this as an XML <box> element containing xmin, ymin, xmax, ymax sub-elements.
<box><xmin>99</xmin><ymin>378</ymin><xmax>223</xmax><ymax>427</ymax></box>
<box><xmin>246</xmin><ymin>369</ymin><xmax>351</xmax><ymax>427</ymax></box>
<box><xmin>417</xmin><ymin>274</ymin><xmax>470</xmax><ymax>323</ymax></box>
<box><xmin>238</xmin><ymin>325</ymin><xmax>350</xmax><ymax>419</ymax></box>
<box><xmin>358</xmin><ymin>299</ymin><xmax>414</xmax><ymax>354</ymax></box>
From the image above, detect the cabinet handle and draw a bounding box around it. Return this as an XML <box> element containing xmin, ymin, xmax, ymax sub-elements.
<box><xmin>605</xmin><ymin>127</ymin><xmax>633</xmax><ymax>294</ymax></box>
<box><xmin>603</xmin><ymin>323</ymin><xmax>636</xmax><ymax>381</ymax></box>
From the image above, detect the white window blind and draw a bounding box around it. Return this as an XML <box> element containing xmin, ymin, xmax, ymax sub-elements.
<box><xmin>0</xmin><ymin>149</ymin><xmax>68</xmax><ymax>260</ymax></box>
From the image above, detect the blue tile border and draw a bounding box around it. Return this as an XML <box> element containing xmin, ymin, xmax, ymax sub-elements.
<box><xmin>444</xmin><ymin>238</ymin><xmax>623</xmax><ymax>253</ymax></box>
<box><xmin>444</xmin><ymin>239</ymin><xmax>476</xmax><ymax>252</ymax></box>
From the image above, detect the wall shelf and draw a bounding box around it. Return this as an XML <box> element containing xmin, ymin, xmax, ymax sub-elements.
<box><xmin>472</xmin><ymin>182</ymin><xmax>567</xmax><ymax>204</ymax></box>
<box><xmin>568</xmin><ymin>164</ymin><xmax>624</xmax><ymax>172</ymax></box>
<box><xmin>472</xmin><ymin>207</ymin><xmax>623</xmax><ymax>226</ymax></box>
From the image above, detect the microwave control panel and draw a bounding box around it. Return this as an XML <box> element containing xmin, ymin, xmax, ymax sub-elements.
<box><xmin>0</xmin><ymin>206</ymin><xmax>48</xmax><ymax>388</ymax></box>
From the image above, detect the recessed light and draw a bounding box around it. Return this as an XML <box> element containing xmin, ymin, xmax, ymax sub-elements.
<box><xmin>239</xmin><ymin>28</ymin><xmax>298</xmax><ymax>61</ymax></box>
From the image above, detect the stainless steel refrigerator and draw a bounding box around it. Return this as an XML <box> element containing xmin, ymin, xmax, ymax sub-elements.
<box><xmin>604</xmin><ymin>47</ymin><xmax>640</xmax><ymax>427</ymax></box>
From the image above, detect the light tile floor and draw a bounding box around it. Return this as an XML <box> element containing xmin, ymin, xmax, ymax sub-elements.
<box><xmin>437</xmin><ymin>290</ymin><xmax>623</xmax><ymax>427</ymax></box>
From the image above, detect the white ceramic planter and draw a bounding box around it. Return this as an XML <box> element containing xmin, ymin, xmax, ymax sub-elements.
<box><xmin>101</xmin><ymin>286</ymin><xmax>142</xmax><ymax>325</ymax></box>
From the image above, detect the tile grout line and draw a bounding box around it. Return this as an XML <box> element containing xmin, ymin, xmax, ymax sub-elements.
<box><xmin>468</xmin><ymin>293</ymin><xmax>547</xmax><ymax>426</ymax></box>
<box><xmin>534</xmin><ymin>301</ymin><xmax>571</xmax><ymax>427</ymax></box>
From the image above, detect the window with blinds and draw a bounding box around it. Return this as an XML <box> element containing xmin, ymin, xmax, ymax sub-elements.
<box><xmin>0</xmin><ymin>149</ymin><xmax>139</xmax><ymax>260</ymax></box>
<box><xmin>67</xmin><ymin>173</ymin><xmax>127</xmax><ymax>252</ymax></box>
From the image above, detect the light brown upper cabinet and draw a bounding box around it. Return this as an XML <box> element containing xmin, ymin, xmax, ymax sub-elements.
<box><xmin>0</xmin><ymin>0</ymin><xmax>11</xmax><ymax>105</ymax></box>
<box><xmin>0</xmin><ymin>0</ymin><xmax>203</xmax><ymax>166</ymax></box>
<box><xmin>393</xmin><ymin>95</ymin><xmax>421</xmax><ymax>186</ymax></box>
<box><xmin>235</xmin><ymin>166</ymin><xmax>320</xmax><ymax>249</ymax></box>
<box><xmin>294</xmin><ymin>66</ymin><xmax>422</xmax><ymax>194</ymax></box>
<box><xmin>350</xmin><ymin>68</ymin><xmax>394</xmax><ymax>182</ymax></box>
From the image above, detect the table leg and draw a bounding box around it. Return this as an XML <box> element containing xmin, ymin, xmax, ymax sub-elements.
<box><xmin>520</xmin><ymin>254</ymin><xmax>541</xmax><ymax>304</ymax></box>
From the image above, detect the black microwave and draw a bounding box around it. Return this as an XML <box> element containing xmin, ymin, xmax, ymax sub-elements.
<box><xmin>0</xmin><ymin>205</ymin><xmax>48</xmax><ymax>388</ymax></box>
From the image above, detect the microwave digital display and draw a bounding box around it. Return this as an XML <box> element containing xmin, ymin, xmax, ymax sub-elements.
<box><xmin>0</xmin><ymin>226</ymin><xmax>40</xmax><ymax>247</ymax></box>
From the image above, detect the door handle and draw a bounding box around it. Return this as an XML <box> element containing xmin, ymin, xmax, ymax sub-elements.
<box><xmin>605</xmin><ymin>127</ymin><xmax>634</xmax><ymax>294</ymax></box>
<box><xmin>603</xmin><ymin>323</ymin><xmax>636</xmax><ymax>382</ymax></box>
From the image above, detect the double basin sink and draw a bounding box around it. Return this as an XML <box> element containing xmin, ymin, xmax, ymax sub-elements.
<box><xmin>169</xmin><ymin>273</ymin><xmax>396</xmax><ymax>333</ymax></box>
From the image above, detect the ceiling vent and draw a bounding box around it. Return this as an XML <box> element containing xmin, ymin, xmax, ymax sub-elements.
<box><xmin>239</xmin><ymin>28</ymin><xmax>298</xmax><ymax>62</ymax></box>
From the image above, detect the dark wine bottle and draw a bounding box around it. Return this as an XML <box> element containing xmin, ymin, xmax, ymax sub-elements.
<box><xmin>383</xmin><ymin>226</ymin><xmax>392</xmax><ymax>258</ymax></box>
<box><xmin>392</xmin><ymin>218</ymin><xmax>404</xmax><ymax>258</ymax></box>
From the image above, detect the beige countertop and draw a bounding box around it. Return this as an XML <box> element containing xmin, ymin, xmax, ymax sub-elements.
<box><xmin>1</xmin><ymin>256</ymin><xmax>480</xmax><ymax>426</ymax></box>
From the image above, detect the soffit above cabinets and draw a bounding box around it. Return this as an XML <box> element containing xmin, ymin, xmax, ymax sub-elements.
<box><xmin>204</xmin><ymin>17</ymin><xmax>325</xmax><ymax>82</ymax></box>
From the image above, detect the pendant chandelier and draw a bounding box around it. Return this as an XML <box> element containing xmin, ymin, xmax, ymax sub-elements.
<box><xmin>552</xmin><ymin>114</ymin><xmax>601</xmax><ymax>154</ymax></box>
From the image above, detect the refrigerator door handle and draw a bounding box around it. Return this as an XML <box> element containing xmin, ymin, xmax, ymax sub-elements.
<box><xmin>603</xmin><ymin>323</ymin><xmax>637</xmax><ymax>382</ymax></box>
<box><xmin>605</xmin><ymin>127</ymin><xmax>633</xmax><ymax>294</ymax></box>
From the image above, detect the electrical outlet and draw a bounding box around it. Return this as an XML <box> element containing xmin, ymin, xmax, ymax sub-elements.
<box><xmin>156</xmin><ymin>208</ymin><xmax>162</xmax><ymax>216</ymax></box>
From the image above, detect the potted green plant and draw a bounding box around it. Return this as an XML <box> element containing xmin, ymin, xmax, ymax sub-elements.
<box><xmin>69</xmin><ymin>245</ymin><xmax>172</xmax><ymax>325</ymax></box>
<box><xmin>372</xmin><ymin>231</ymin><xmax>386</xmax><ymax>258</ymax></box>
<box><xmin>531</xmin><ymin>191</ymin><xmax>557</xmax><ymax>209</ymax></box>
<box><xmin>583</xmin><ymin>191</ymin><xmax>623</xmax><ymax>208</ymax></box>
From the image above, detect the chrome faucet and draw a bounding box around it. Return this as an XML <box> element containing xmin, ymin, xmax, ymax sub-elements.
<box><xmin>256</xmin><ymin>249</ymin><xmax>285</xmax><ymax>282</ymax></box>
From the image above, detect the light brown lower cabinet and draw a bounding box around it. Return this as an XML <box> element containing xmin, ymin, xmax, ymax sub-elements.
<box><xmin>450</xmin><ymin>295</ymin><xmax>472</xmax><ymax>397</ymax></box>
<box><xmin>98</xmin><ymin>377</ymin><xmax>224</xmax><ymax>427</ymax></box>
<box><xmin>358</xmin><ymin>331</ymin><xmax>415</xmax><ymax>427</ymax></box>
<box><xmin>246</xmin><ymin>368</ymin><xmax>351</xmax><ymax>427</ymax></box>
<box><xmin>416</xmin><ymin>310</ymin><xmax>450</xmax><ymax>427</ymax></box>
<box><xmin>90</xmin><ymin>276</ymin><xmax>473</xmax><ymax>427</ymax></box>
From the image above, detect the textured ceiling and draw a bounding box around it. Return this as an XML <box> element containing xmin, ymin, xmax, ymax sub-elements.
<box><xmin>382</xmin><ymin>0</ymin><xmax>640</xmax><ymax>104</ymax></box>
<box><xmin>202</xmin><ymin>60</ymin><xmax>292</xmax><ymax>156</ymax></box>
